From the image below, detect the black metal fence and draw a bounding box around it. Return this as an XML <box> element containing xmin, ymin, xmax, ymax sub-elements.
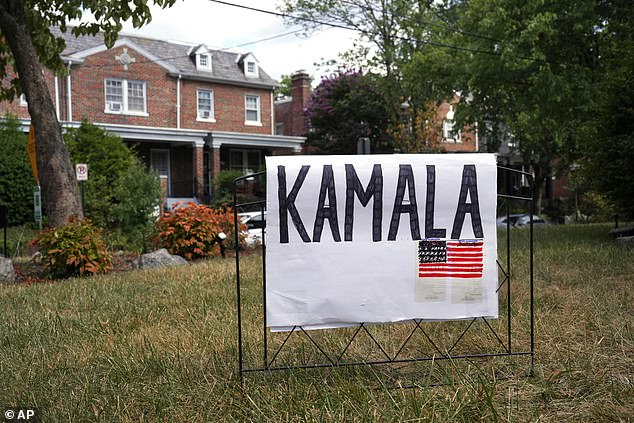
<box><xmin>233</xmin><ymin>166</ymin><xmax>535</xmax><ymax>384</ymax></box>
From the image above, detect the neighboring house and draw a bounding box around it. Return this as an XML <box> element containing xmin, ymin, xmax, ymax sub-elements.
<box><xmin>2</xmin><ymin>28</ymin><xmax>304</xmax><ymax>206</ymax></box>
<box><xmin>274</xmin><ymin>73</ymin><xmax>478</xmax><ymax>153</ymax></box>
<box><xmin>435</xmin><ymin>98</ymin><xmax>479</xmax><ymax>153</ymax></box>
<box><xmin>274</xmin><ymin>70</ymin><xmax>311</xmax><ymax>137</ymax></box>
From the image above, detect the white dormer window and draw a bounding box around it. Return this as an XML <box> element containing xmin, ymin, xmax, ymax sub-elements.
<box><xmin>196</xmin><ymin>52</ymin><xmax>212</xmax><ymax>71</ymax></box>
<box><xmin>241</xmin><ymin>53</ymin><xmax>259</xmax><ymax>78</ymax></box>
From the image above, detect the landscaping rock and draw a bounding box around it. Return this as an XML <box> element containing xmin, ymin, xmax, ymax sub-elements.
<box><xmin>134</xmin><ymin>248</ymin><xmax>188</xmax><ymax>269</ymax></box>
<box><xmin>0</xmin><ymin>256</ymin><xmax>15</xmax><ymax>283</ymax></box>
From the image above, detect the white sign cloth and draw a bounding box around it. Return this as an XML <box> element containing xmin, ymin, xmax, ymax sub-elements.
<box><xmin>265</xmin><ymin>154</ymin><xmax>498</xmax><ymax>331</ymax></box>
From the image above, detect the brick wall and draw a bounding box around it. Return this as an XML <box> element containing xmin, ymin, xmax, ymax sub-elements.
<box><xmin>180</xmin><ymin>80</ymin><xmax>272</xmax><ymax>133</ymax></box>
<box><xmin>0</xmin><ymin>68</ymin><xmax>58</xmax><ymax>120</ymax></box>
<box><xmin>435</xmin><ymin>99</ymin><xmax>478</xmax><ymax>153</ymax></box>
<box><xmin>70</xmin><ymin>46</ymin><xmax>177</xmax><ymax>127</ymax></box>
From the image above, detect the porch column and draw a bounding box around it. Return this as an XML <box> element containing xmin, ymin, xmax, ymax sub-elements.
<box><xmin>210</xmin><ymin>146</ymin><xmax>221</xmax><ymax>198</ymax></box>
<box><xmin>194</xmin><ymin>140</ymin><xmax>205</xmax><ymax>201</ymax></box>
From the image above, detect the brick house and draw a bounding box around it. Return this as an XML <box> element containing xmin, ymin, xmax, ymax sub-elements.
<box><xmin>274</xmin><ymin>71</ymin><xmax>478</xmax><ymax>153</ymax></box>
<box><xmin>2</xmin><ymin>28</ymin><xmax>304</xmax><ymax>206</ymax></box>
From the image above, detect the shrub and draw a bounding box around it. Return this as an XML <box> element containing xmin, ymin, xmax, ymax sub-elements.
<box><xmin>212</xmin><ymin>170</ymin><xmax>245</xmax><ymax>207</ymax></box>
<box><xmin>212</xmin><ymin>169</ymin><xmax>266</xmax><ymax>209</ymax></box>
<box><xmin>0</xmin><ymin>115</ymin><xmax>34</xmax><ymax>226</ymax></box>
<box><xmin>33</xmin><ymin>218</ymin><xmax>111</xmax><ymax>277</ymax></box>
<box><xmin>156</xmin><ymin>203</ymin><xmax>246</xmax><ymax>260</ymax></box>
<box><xmin>65</xmin><ymin>121</ymin><xmax>136</xmax><ymax>227</ymax></box>
<box><xmin>109</xmin><ymin>161</ymin><xmax>161</xmax><ymax>252</ymax></box>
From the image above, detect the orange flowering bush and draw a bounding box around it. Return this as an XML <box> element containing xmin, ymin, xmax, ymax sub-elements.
<box><xmin>156</xmin><ymin>203</ymin><xmax>246</xmax><ymax>260</ymax></box>
<box><xmin>33</xmin><ymin>217</ymin><xmax>112</xmax><ymax>277</ymax></box>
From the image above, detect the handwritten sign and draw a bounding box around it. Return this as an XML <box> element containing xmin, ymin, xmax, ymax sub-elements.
<box><xmin>265</xmin><ymin>154</ymin><xmax>498</xmax><ymax>331</ymax></box>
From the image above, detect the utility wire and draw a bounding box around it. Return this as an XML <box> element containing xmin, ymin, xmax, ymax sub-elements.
<box><xmin>208</xmin><ymin>0</ymin><xmax>556</xmax><ymax>64</ymax></box>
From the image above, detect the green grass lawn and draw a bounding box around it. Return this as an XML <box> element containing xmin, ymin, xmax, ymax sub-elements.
<box><xmin>0</xmin><ymin>224</ymin><xmax>632</xmax><ymax>421</ymax></box>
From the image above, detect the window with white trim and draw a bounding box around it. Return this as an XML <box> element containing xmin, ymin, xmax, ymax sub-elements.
<box><xmin>197</xmin><ymin>89</ymin><xmax>214</xmax><ymax>121</ymax></box>
<box><xmin>19</xmin><ymin>93</ymin><xmax>27</xmax><ymax>106</ymax></box>
<box><xmin>245</xmin><ymin>60</ymin><xmax>258</xmax><ymax>77</ymax></box>
<box><xmin>197</xmin><ymin>53</ymin><xmax>212</xmax><ymax>71</ymax></box>
<box><xmin>442</xmin><ymin>105</ymin><xmax>461</xmax><ymax>143</ymax></box>
<box><xmin>245</xmin><ymin>95</ymin><xmax>260</xmax><ymax>124</ymax></box>
<box><xmin>105</xmin><ymin>78</ymin><xmax>147</xmax><ymax>115</ymax></box>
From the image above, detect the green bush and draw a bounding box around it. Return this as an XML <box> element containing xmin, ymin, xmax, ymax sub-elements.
<box><xmin>212</xmin><ymin>170</ymin><xmax>244</xmax><ymax>207</ymax></box>
<box><xmin>109</xmin><ymin>161</ymin><xmax>161</xmax><ymax>252</ymax></box>
<box><xmin>156</xmin><ymin>203</ymin><xmax>246</xmax><ymax>260</ymax></box>
<box><xmin>33</xmin><ymin>217</ymin><xmax>111</xmax><ymax>277</ymax></box>
<box><xmin>0</xmin><ymin>115</ymin><xmax>34</xmax><ymax>226</ymax></box>
<box><xmin>65</xmin><ymin>121</ymin><xmax>136</xmax><ymax>227</ymax></box>
<box><xmin>65</xmin><ymin>121</ymin><xmax>162</xmax><ymax>249</ymax></box>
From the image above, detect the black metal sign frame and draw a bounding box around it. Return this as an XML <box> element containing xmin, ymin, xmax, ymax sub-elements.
<box><xmin>233</xmin><ymin>166</ymin><xmax>535</xmax><ymax>384</ymax></box>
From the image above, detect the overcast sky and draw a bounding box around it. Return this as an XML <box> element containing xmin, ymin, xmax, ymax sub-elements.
<box><xmin>113</xmin><ymin>0</ymin><xmax>357</xmax><ymax>83</ymax></box>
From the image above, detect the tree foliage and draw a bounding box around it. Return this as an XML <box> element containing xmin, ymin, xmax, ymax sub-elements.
<box><xmin>429</xmin><ymin>0</ymin><xmax>601</xmax><ymax>211</ymax></box>
<box><xmin>305</xmin><ymin>70</ymin><xmax>392</xmax><ymax>154</ymax></box>
<box><xmin>583</xmin><ymin>0</ymin><xmax>634</xmax><ymax>219</ymax></box>
<box><xmin>65</xmin><ymin>121</ymin><xmax>161</xmax><ymax>233</ymax></box>
<box><xmin>0</xmin><ymin>115</ymin><xmax>32</xmax><ymax>226</ymax></box>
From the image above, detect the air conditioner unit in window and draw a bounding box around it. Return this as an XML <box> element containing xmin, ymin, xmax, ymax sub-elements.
<box><xmin>200</xmin><ymin>110</ymin><xmax>210</xmax><ymax>119</ymax></box>
<box><xmin>107</xmin><ymin>102</ymin><xmax>122</xmax><ymax>112</ymax></box>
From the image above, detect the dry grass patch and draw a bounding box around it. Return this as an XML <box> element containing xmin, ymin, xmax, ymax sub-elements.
<box><xmin>0</xmin><ymin>224</ymin><xmax>632</xmax><ymax>421</ymax></box>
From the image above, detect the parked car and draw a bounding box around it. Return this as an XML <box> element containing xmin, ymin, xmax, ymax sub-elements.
<box><xmin>514</xmin><ymin>214</ymin><xmax>550</xmax><ymax>227</ymax></box>
<box><xmin>238</xmin><ymin>211</ymin><xmax>266</xmax><ymax>245</ymax></box>
<box><xmin>496</xmin><ymin>214</ymin><xmax>523</xmax><ymax>228</ymax></box>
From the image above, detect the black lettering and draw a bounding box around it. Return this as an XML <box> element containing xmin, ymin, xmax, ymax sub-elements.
<box><xmin>425</xmin><ymin>165</ymin><xmax>447</xmax><ymax>238</ymax></box>
<box><xmin>388</xmin><ymin>164</ymin><xmax>421</xmax><ymax>241</ymax></box>
<box><xmin>278</xmin><ymin>165</ymin><xmax>311</xmax><ymax>243</ymax></box>
<box><xmin>344</xmin><ymin>164</ymin><xmax>383</xmax><ymax>242</ymax></box>
<box><xmin>451</xmin><ymin>164</ymin><xmax>484</xmax><ymax>239</ymax></box>
<box><xmin>313</xmin><ymin>165</ymin><xmax>341</xmax><ymax>242</ymax></box>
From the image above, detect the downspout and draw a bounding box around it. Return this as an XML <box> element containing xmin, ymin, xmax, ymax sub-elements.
<box><xmin>54</xmin><ymin>76</ymin><xmax>60</xmax><ymax>120</ymax></box>
<box><xmin>270</xmin><ymin>91</ymin><xmax>274</xmax><ymax>134</ymax></box>
<box><xmin>176</xmin><ymin>74</ymin><xmax>181</xmax><ymax>129</ymax></box>
<box><xmin>66</xmin><ymin>61</ymin><xmax>72</xmax><ymax>122</ymax></box>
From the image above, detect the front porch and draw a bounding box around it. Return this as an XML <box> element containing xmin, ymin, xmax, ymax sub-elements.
<box><xmin>96</xmin><ymin>124</ymin><xmax>304</xmax><ymax>207</ymax></box>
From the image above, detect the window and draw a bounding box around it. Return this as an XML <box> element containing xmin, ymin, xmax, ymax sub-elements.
<box><xmin>229</xmin><ymin>149</ymin><xmax>261</xmax><ymax>174</ymax></box>
<box><xmin>197</xmin><ymin>89</ymin><xmax>215</xmax><ymax>121</ymax></box>
<box><xmin>442</xmin><ymin>105</ymin><xmax>460</xmax><ymax>143</ymax></box>
<box><xmin>150</xmin><ymin>149</ymin><xmax>170</xmax><ymax>195</ymax></box>
<box><xmin>244</xmin><ymin>58</ymin><xmax>258</xmax><ymax>77</ymax></box>
<box><xmin>197</xmin><ymin>53</ymin><xmax>212</xmax><ymax>71</ymax></box>
<box><xmin>19</xmin><ymin>93</ymin><xmax>27</xmax><ymax>106</ymax></box>
<box><xmin>245</xmin><ymin>95</ymin><xmax>260</xmax><ymax>124</ymax></box>
<box><xmin>105</xmin><ymin>78</ymin><xmax>147</xmax><ymax>115</ymax></box>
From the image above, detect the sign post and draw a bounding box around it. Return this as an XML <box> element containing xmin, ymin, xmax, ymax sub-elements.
<box><xmin>75</xmin><ymin>163</ymin><xmax>88</xmax><ymax>214</ymax></box>
<box><xmin>33</xmin><ymin>186</ymin><xmax>42</xmax><ymax>230</ymax></box>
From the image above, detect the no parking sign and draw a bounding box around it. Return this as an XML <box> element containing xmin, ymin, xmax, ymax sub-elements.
<box><xmin>75</xmin><ymin>163</ymin><xmax>88</xmax><ymax>181</ymax></box>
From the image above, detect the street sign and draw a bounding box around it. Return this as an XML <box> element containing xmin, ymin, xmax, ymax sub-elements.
<box><xmin>75</xmin><ymin>163</ymin><xmax>88</xmax><ymax>181</ymax></box>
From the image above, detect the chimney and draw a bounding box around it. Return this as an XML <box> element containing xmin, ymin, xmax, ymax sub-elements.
<box><xmin>290</xmin><ymin>70</ymin><xmax>311</xmax><ymax>136</ymax></box>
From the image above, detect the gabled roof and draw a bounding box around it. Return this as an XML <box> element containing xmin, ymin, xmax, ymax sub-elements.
<box><xmin>52</xmin><ymin>27</ymin><xmax>277</xmax><ymax>89</ymax></box>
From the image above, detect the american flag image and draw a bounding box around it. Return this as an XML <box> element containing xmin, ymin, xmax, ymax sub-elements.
<box><xmin>418</xmin><ymin>240</ymin><xmax>483</xmax><ymax>279</ymax></box>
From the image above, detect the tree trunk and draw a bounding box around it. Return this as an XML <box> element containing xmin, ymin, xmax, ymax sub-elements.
<box><xmin>0</xmin><ymin>0</ymin><xmax>82</xmax><ymax>227</ymax></box>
